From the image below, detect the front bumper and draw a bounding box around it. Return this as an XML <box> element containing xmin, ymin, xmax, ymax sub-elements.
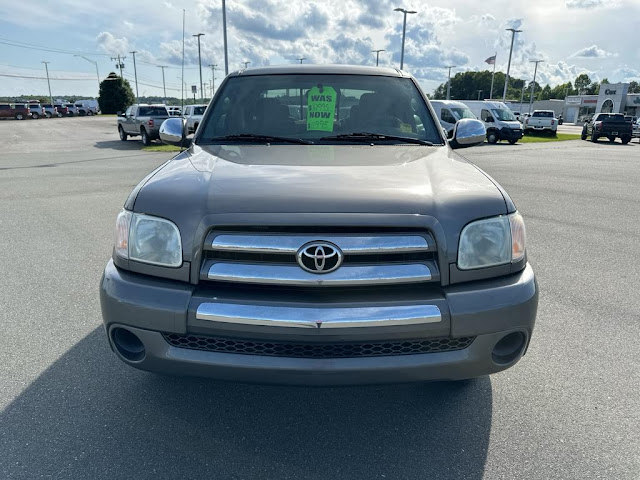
<box><xmin>100</xmin><ymin>260</ymin><xmax>538</xmax><ymax>385</ymax></box>
<box><xmin>498</xmin><ymin>127</ymin><xmax>523</xmax><ymax>140</ymax></box>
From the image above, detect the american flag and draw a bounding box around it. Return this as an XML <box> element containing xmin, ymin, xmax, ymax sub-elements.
<box><xmin>485</xmin><ymin>55</ymin><xmax>496</xmax><ymax>65</ymax></box>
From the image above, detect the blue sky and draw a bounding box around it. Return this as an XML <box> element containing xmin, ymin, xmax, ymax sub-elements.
<box><xmin>0</xmin><ymin>0</ymin><xmax>638</xmax><ymax>99</ymax></box>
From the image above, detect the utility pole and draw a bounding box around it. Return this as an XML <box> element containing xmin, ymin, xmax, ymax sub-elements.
<box><xmin>520</xmin><ymin>83</ymin><xmax>526</xmax><ymax>113</ymax></box>
<box><xmin>208</xmin><ymin>64</ymin><xmax>217</xmax><ymax>97</ymax></box>
<box><xmin>503</xmin><ymin>28</ymin><xmax>522</xmax><ymax>101</ymax></box>
<box><xmin>129</xmin><ymin>51</ymin><xmax>139</xmax><ymax>103</ymax></box>
<box><xmin>111</xmin><ymin>55</ymin><xmax>125</xmax><ymax>78</ymax></box>
<box><xmin>477</xmin><ymin>90</ymin><xmax>483</xmax><ymax>100</ymax></box>
<box><xmin>243</xmin><ymin>61</ymin><xmax>250</xmax><ymax>69</ymax></box>
<box><xmin>41</xmin><ymin>61</ymin><xmax>53</xmax><ymax>106</ymax></box>
<box><xmin>158</xmin><ymin>66</ymin><xmax>168</xmax><ymax>101</ymax></box>
<box><xmin>222</xmin><ymin>0</ymin><xmax>229</xmax><ymax>76</ymax></box>
<box><xmin>446</xmin><ymin>66</ymin><xmax>456</xmax><ymax>100</ymax></box>
<box><xmin>529</xmin><ymin>59</ymin><xmax>544</xmax><ymax>114</ymax></box>
<box><xmin>372</xmin><ymin>49</ymin><xmax>385</xmax><ymax>66</ymax></box>
<box><xmin>193</xmin><ymin>33</ymin><xmax>205</xmax><ymax>102</ymax></box>
<box><xmin>394</xmin><ymin>8</ymin><xmax>417</xmax><ymax>70</ymax></box>
<box><xmin>297</xmin><ymin>57</ymin><xmax>306</xmax><ymax>64</ymax></box>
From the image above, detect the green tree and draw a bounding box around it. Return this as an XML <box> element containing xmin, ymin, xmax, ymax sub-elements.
<box><xmin>628</xmin><ymin>81</ymin><xmax>640</xmax><ymax>94</ymax></box>
<box><xmin>98</xmin><ymin>72</ymin><xmax>135</xmax><ymax>114</ymax></box>
<box><xmin>539</xmin><ymin>84</ymin><xmax>552</xmax><ymax>100</ymax></box>
<box><xmin>574</xmin><ymin>73</ymin><xmax>591</xmax><ymax>94</ymax></box>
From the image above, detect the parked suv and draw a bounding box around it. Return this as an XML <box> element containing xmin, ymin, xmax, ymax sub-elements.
<box><xmin>54</xmin><ymin>104</ymin><xmax>70</xmax><ymax>116</ymax></box>
<box><xmin>101</xmin><ymin>65</ymin><xmax>538</xmax><ymax>385</ymax></box>
<box><xmin>183</xmin><ymin>104</ymin><xmax>208</xmax><ymax>134</ymax></box>
<box><xmin>117</xmin><ymin>104</ymin><xmax>169</xmax><ymax>145</ymax></box>
<box><xmin>0</xmin><ymin>103</ymin><xmax>31</xmax><ymax>120</ymax></box>
<box><xmin>27</xmin><ymin>102</ymin><xmax>43</xmax><ymax>119</ymax></box>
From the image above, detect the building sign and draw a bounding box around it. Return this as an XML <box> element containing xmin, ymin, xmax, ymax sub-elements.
<box><xmin>583</xmin><ymin>99</ymin><xmax>597</xmax><ymax>105</ymax></box>
<box><xmin>566</xmin><ymin>97</ymin><xmax>581</xmax><ymax>104</ymax></box>
<box><xmin>604</xmin><ymin>89</ymin><xmax>617</xmax><ymax>95</ymax></box>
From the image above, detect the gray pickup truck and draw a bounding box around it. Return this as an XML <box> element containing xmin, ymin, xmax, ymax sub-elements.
<box><xmin>117</xmin><ymin>104</ymin><xmax>169</xmax><ymax>145</ymax></box>
<box><xmin>100</xmin><ymin>65</ymin><xmax>538</xmax><ymax>385</ymax></box>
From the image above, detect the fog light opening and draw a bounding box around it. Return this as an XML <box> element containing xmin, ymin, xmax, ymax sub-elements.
<box><xmin>111</xmin><ymin>328</ymin><xmax>146</xmax><ymax>362</ymax></box>
<box><xmin>492</xmin><ymin>332</ymin><xmax>526</xmax><ymax>365</ymax></box>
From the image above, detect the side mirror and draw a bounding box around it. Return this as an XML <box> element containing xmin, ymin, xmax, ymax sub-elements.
<box><xmin>159</xmin><ymin>117</ymin><xmax>191</xmax><ymax>147</ymax></box>
<box><xmin>450</xmin><ymin>118</ymin><xmax>486</xmax><ymax>149</ymax></box>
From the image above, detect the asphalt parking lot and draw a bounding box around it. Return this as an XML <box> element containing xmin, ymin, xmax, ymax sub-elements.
<box><xmin>1</xmin><ymin>116</ymin><xmax>638</xmax><ymax>479</ymax></box>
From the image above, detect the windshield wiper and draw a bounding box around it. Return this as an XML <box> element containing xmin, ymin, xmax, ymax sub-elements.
<box><xmin>206</xmin><ymin>134</ymin><xmax>313</xmax><ymax>145</ymax></box>
<box><xmin>319</xmin><ymin>132</ymin><xmax>434</xmax><ymax>146</ymax></box>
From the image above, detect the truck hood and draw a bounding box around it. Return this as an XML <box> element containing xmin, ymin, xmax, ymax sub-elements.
<box><xmin>132</xmin><ymin>144</ymin><xmax>510</xmax><ymax>261</ymax></box>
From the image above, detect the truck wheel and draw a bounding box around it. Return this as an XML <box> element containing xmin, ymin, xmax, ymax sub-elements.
<box><xmin>581</xmin><ymin>128</ymin><xmax>587</xmax><ymax>140</ymax></box>
<box><xmin>32</xmin><ymin>113</ymin><xmax>40</xmax><ymax>120</ymax></box>
<box><xmin>15</xmin><ymin>113</ymin><xmax>24</xmax><ymax>120</ymax></box>
<box><xmin>487</xmin><ymin>132</ymin><xmax>498</xmax><ymax>144</ymax></box>
<box><xmin>590</xmin><ymin>132</ymin><xmax>598</xmax><ymax>143</ymax></box>
<box><xmin>45</xmin><ymin>112</ymin><xmax>52</xmax><ymax>118</ymax></box>
<box><xmin>621</xmin><ymin>136</ymin><xmax>631</xmax><ymax>145</ymax></box>
<box><xmin>141</xmin><ymin>128</ymin><xmax>151</xmax><ymax>146</ymax></box>
<box><xmin>508</xmin><ymin>139</ymin><xmax>518</xmax><ymax>145</ymax></box>
<box><xmin>87</xmin><ymin>111</ymin><xmax>93</xmax><ymax>116</ymax></box>
<box><xmin>118</xmin><ymin>126</ymin><xmax>127</xmax><ymax>141</ymax></box>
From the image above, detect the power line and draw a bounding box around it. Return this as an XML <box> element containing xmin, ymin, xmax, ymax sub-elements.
<box><xmin>0</xmin><ymin>38</ymin><xmax>109</xmax><ymax>57</ymax></box>
<box><xmin>0</xmin><ymin>73</ymin><xmax>96</xmax><ymax>81</ymax></box>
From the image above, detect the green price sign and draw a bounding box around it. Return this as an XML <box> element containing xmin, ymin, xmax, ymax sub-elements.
<box><xmin>307</xmin><ymin>86</ymin><xmax>337</xmax><ymax>132</ymax></box>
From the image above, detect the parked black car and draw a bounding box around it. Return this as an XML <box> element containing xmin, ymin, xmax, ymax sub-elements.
<box><xmin>581</xmin><ymin>113</ymin><xmax>632</xmax><ymax>144</ymax></box>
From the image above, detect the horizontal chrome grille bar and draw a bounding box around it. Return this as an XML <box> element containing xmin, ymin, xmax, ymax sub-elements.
<box><xmin>205</xmin><ymin>262</ymin><xmax>436</xmax><ymax>286</ymax></box>
<box><xmin>195</xmin><ymin>303</ymin><xmax>442</xmax><ymax>329</ymax></box>
<box><xmin>209</xmin><ymin>234</ymin><xmax>432</xmax><ymax>254</ymax></box>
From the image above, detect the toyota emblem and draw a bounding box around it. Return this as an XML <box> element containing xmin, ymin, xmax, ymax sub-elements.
<box><xmin>296</xmin><ymin>241</ymin><xmax>343</xmax><ymax>274</ymax></box>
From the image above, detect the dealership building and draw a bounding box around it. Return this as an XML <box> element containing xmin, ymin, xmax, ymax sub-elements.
<box><xmin>563</xmin><ymin>83</ymin><xmax>640</xmax><ymax>122</ymax></box>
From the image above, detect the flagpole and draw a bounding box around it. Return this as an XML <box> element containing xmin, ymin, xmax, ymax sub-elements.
<box><xmin>489</xmin><ymin>52</ymin><xmax>496</xmax><ymax>100</ymax></box>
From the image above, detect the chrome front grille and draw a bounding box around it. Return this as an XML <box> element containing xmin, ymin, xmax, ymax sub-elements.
<box><xmin>200</xmin><ymin>230</ymin><xmax>439</xmax><ymax>287</ymax></box>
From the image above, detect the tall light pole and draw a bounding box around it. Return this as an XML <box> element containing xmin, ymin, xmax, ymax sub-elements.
<box><xmin>222</xmin><ymin>0</ymin><xmax>229</xmax><ymax>76</ymax></box>
<box><xmin>243</xmin><ymin>61</ymin><xmax>251</xmax><ymax>68</ymax></box>
<box><xmin>502</xmin><ymin>28</ymin><xmax>522</xmax><ymax>101</ymax></box>
<box><xmin>193</xmin><ymin>33</ymin><xmax>205</xmax><ymax>102</ymax></box>
<box><xmin>528</xmin><ymin>59</ymin><xmax>543</xmax><ymax>114</ymax></box>
<box><xmin>477</xmin><ymin>90</ymin><xmax>483</xmax><ymax>100</ymax></box>
<box><xmin>158</xmin><ymin>66</ymin><xmax>168</xmax><ymax>101</ymax></box>
<box><xmin>208</xmin><ymin>64</ymin><xmax>217</xmax><ymax>98</ymax></box>
<box><xmin>394</xmin><ymin>8</ymin><xmax>417</xmax><ymax>70</ymax></box>
<box><xmin>74</xmin><ymin>55</ymin><xmax>100</xmax><ymax>93</ymax></box>
<box><xmin>372</xmin><ymin>49</ymin><xmax>385</xmax><ymax>66</ymax></box>
<box><xmin>41</xmin><ymin>61</ymin><xmax>53</xmax><ymax>106</ymax></box>
<box><xmin>446</xmin><ymin>65</ymin><xmax>456</xmax><ymax>100</ymax></box>
<box><xmin>297</xmin><ymin>57</ymin><xmax>306</xmax><ymax>64</ymax></box>
<box><xmin>129</xmin><ymin>50</ymin><xmax>139</xmax><ymax>103</ymax></box>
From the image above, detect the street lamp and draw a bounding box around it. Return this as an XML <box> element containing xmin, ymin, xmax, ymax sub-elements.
<box><xmin>192</xmin><ymin>33</ymin><xmax>205</xmax><ymax>102</ymax></box>
<box><xmin>372</xmin><ymin>49</ymin><xmax>385</xmax><ymax>67</ymax></box>
<box><xmin>394</xmin><ymin>8</ymin><xmax>417</xmax><ymax>70</ymax></box>
<box><xmin>74</xmin><ymin>55</ymin><xmax>100</xmax><ymax>93</ymax></box>
<box><xmin>208</xmin><ymin>64</ymin><xmax>218</xmax><ymax>98</ymax></box>
<box><xmin>157</xmin><ymin>65</ymin><xmax>168</xmax><ymax>101</ymax></box>
<box><xmin>222</xmin><ymin>0</ymin><xmax>229</xmax><ymax>76</ymax></box>
<box><xmin>129</xmin><ymin>50</ymin><xmax>139</xmax><ymax>103</ymax></box>
<box><xmin>297</xmin><ymin>57</ymin><xmax>306</xmax><ymax>64</ymax></box>
<box><xmin>41</xmin><ymin>61</ymin><xmax>53</xmax><ymax>106</ymax></box>
<box><xmin>243</xmin><ymin>61</ymin><xmax>251</xmax><ymax>69</ymax></box>
<box><xmin>502</xmin><ymin>28</ymin><xmax>522</xmax><ymax>101</ymax></box>
<box><xmin>528</xmin><ymin>59</ymin><xmax>544</xmax><ymax>114</ymax></box>
<box><xmin>445</xmin><ymin>65</ymin><xmax>456</xmax><ymax>100</ymax></box>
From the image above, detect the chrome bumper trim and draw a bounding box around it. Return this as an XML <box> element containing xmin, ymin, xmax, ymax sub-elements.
<box><xmin>195</xmin><ymin>303</ymin><xmax>442</xmax><ymax>329</ymax></box>
<box><xmin>206</xmin><ymin>262</ymin><xmax>435</xmax><ymax>286</ymax></box>
<box><xmin>210</xmin><ymin>234</ymin><xmax>432</xmax><ymax>254</ymax></box>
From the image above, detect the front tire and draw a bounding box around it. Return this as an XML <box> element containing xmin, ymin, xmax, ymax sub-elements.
<box><xmin>487</xmin><ymin>131</ymin><xmax>498</xmax><ymax>144</ymax></box>
<box><xmin>141</xmin><ymin>128</ymin><xmax>151</xmax><ymax>146</ymax></box>
<box><xmin>45</xmin><ymin>112</ymin><xmax>52</xmax><ymax>118</ymax></box>
<box><xmin>31</xmin><ymin>113</ymin><xmax>40</xmax><ymax>120</ymax></box>
<box><xmin>118</xmin><ymin>126</ymin><xmax>127</xmax><ymax>141</ymax></box>
<box><xmin>621</xmin><ymin>136</ymin><xmax>631</xmax><ymax>145</ymax></box>
<box><xmin>87</xmin><ymin>111</ymin><xmax>93</xmax><ymax>116</ymax></box>
<box><xmin>15</xmin><ymin>113</ymin><xmax>24</xmax><ymax>120</ymax></box>
<box><xmin>590</xmin><ymin>132</ymin><xmax>598</xmax><ymax>143</ymax></box>
<box><xmin>508</xmin><ymin>139</ymin><xmax>518</xmax><ymax>145</ymax></box>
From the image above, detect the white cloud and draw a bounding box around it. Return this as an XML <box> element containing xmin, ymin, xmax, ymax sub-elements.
<box><xmin>96</xmin><ymin>31</ymin><xmax>130</xmax><ymax>56</ymax></box>
<box><xmin>565</xmin><ymin>0</ymin><xmax>604</xmax><ymax>8</ymax></box>
<box><xmin>611</xmin><ymin>65</ymin><xmax>640</xmax><ymax>83</ymax></box>
<box><xmin>570</xmin><ymin>45</ymin><xmax>616</xmax><ymax>58</ymax></box>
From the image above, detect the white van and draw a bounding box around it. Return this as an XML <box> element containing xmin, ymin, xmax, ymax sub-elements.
<box><xmin>461</xmin><ymin>100</ymin><xmax>523</xmax><ymax>144</ymax></box>
<box><xmin>430</xmin><ymin>100</ymin><xmax>477</xmax><ymax>138</ymax></box>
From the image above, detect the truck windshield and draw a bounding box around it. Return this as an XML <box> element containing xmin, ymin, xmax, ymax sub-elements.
<box><xmin>491</xmin><ymin>109</ymin><xmax>516</xmax><ymax>121</ymax></box>
<box><xmin>198</xmin><ymin>74</ymin><xmax>443</xmax><ymax>144</ymax></box>
<box><xmin>193</xmin><ymin>106</ymin><xmax>206</xmax><ymax>115</ymax></box>
<box><xmin>139</xmin><ymin>107</ymin><xmax>168</xmax><ymax>116</ymax></box>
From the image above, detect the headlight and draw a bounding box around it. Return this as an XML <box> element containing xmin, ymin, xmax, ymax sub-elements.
<box><xmin>114</xmin><ymin>210</ymin><xmax>182</xmax><ymax>267</ymax></box>
<box><xmin>458</xmin><ymin>212</ymin><xmax>526</xmax><ymax>270</ymax></box>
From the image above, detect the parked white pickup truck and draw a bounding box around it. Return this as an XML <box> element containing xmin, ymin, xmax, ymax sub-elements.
<box><xmin>523</xmin><ymin>110</ymin><xmax>557</xmax><ymax>134</ymax></box>
<box><xmin>183</xmin><ymin>104</ymin><xmax>207</xmax><ymax>134</ymax></box>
